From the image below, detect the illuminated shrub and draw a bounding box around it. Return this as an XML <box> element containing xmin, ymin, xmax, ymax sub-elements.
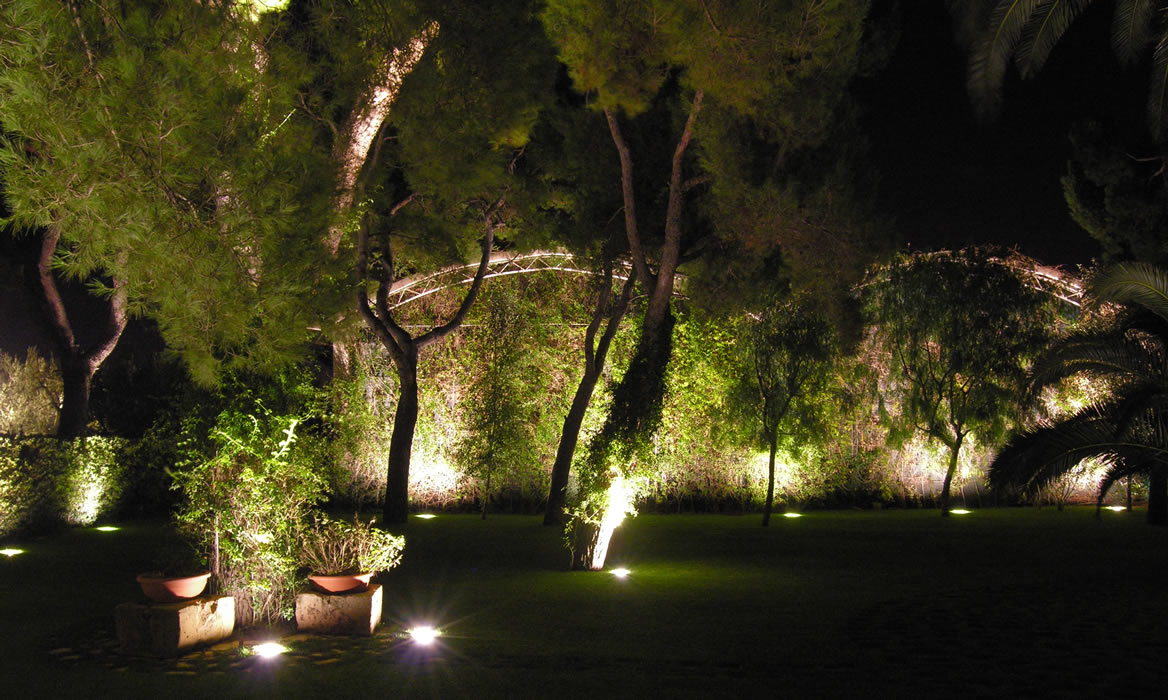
<box><xmin>173</xmin><ymin>407</ymin><xmax>326</xmax><ymax>626</ymax></box>
<box><xmin>0</xmin><ymin>436</ymin><xmax>126</xmax><ymax>536</ymax></box>
<box><xmin>0</xmin><ymin>348</ymin><xmax>61</xmax><ymax>436</ymax></box>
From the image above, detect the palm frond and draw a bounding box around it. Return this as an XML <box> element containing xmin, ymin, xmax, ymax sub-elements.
<box><xmin>1112</xmin><ymin>0</ymin><xmax>1155</xmax><ymax>64</ymax></box>
<box><xmin>1092</xmin><ymin>262</ymin><xmax>1168</xmax><ymax>323</ymax></box>
<box><xmin>989</xmin><ymin>410</ymin><xmax>1122</xmax><ymax>492</ymax></box>
<box><xmin>1095</xmin><ymin>459</ymin><xmax>1145</xmax><ymax>504</ymax></box>
<box><xmin>1028</xmin><ymin>329</ymin><xmax>1155</xmax><ymax>394</ymax></box>
<box><xmin>968</xmin><ymin>0</ymin><xmax>1043</xmax><ymax>116</ymax></box>
<box><xmin>1149</xmin><ymin>32</ymin><xmax>1168</xmax><ymax>140</ymax></box>
<box><xmin>1016</xmin><ymin>0</ymin><xmax>1094</xmax><ymax>78</ymax></box>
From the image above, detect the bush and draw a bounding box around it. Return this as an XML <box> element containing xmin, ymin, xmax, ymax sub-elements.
<box><xmin>173</xmin><ymin>406</ymin><xmax>326</xmax><ymax>626</ymax></box>
<box><xmin>0</xmin><ymin>348</ymin><xmax>61</xmax><ymax>436</ymax></box>
<box><xmin>0</xmin><ymin>436</ymin><xmax>127</xmax><ymax>536</ymax></box>
<box><xmin>298</xmin><ymin>514</ymin><xmax>405</xmax><ymax>575</ymax></box>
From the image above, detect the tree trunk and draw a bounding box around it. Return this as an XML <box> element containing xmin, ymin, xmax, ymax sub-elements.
<box><xmin>383</xmin><ymin>349</ymin><xmax>418</xmax><ymax>525</ymax></box>
<box><xmin>1147</xmin><ymin>466</ymin><xmax>1167</xmax><ymax>526</ymax></box>
<box><xmin>762</xmin><ymin>431</ymin><xmax>777</xmax><ymax>527</ymax></box>
<box><xmin>57</xmin><ymin>356</ymin><xmax>94</xmax><ymax>439</ymax></box>
<box><xmin>939</xmin><ymin>439</ymin><xmax>962</xmax><ymax>517</ymax></box>
<box><xmin>544</xmin><ymin>368</ymin><xmax>601</xmax><ymax>526</ymax></box>
<box><xmin>568</xmin><ymin>519</ymin><xmax>600</xmax><ymax>571</ymax></box>
<box><xmin>32</xmin><ymin>228</ymin><xmax>127</xmax><ymax>439</ymax></box>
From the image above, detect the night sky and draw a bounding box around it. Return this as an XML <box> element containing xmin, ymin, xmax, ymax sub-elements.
<box><xmin>1</xmin><ymin>5</ymin><xmax>1154</xmax><ymax>357</ymax></box>
<box><xmin>861</xmin><ymin>2</ymin><xmax>1147</xmax><ymax>268</ymax></box>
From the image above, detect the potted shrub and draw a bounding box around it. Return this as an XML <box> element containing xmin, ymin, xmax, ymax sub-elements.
<box><xmin>299</xmin><ymin>514</ymin><xmax>405</xmax><ymax>594</ymax></box>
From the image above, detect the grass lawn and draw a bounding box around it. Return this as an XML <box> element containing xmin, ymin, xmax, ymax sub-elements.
<box><xmin>2</xmin><ymin>508</ymin><xmax>1167</xmax><ymax>698</ymax></box>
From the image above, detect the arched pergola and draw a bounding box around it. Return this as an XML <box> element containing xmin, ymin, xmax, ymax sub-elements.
<box><xmin>385</xmin><ymin>249</ymin><xmax>633</xmax><ymax>309</ymax></box>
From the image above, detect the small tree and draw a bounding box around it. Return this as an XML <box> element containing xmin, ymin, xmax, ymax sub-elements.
<box><xmin>742</xmin><ymin>298</ymin><xmax>835</xmax><ymax>526</ymax></box>
<box><xmin>868</xmin><ymin>250</ymin><xmax>1053</xmax><ymax>516</ymax></box>
<box><xmin>454</xmin><ymin>284</ymin><xmax>544</xmax><ymax>518</ymax></box>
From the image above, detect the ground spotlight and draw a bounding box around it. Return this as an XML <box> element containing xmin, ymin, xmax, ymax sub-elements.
<box><xmin>950</xmin><ymin>509</ymin><xmax>972</xmax><ymax>515</ymax></box>
<box><xmin>95</xmin><ymin>526</ymin><xmax>120</xmax><ymax>532</ymax></box>
<box><xmin>408</xmin><ymin>625</ymin><xmax>440</xmax><ymax>645</ymax></box>
<box><xmin>252</xmin><ymin>642</ymin><xmax>288</xmax><ymax>658</ymax></box>
<box><xmin>782</xmin><ymin>513</ymin><xmax>803</xmax><ymax>519</ymax></box>
<box><xmin>1</xmin><ymin>548</ymin><xmax>24</xmax><ymax>557</ymax></box>
<box><xmin>1105</xmin><ymin>506</ymin><xmax>1127</xmax><ymax>512</ymax></box>
<box><xmin>415</xmin><ymin>514</ymin><xmax>437</xmax><ymax>520</ymax></box>
<box><xmin>610</xmin><ymin>567</ymin><xmax>631</xmax><ymax>579</ymax></box>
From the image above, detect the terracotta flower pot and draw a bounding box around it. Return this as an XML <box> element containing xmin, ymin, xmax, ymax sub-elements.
<box><xmin>136</xmin><ymin>571</ymin><xmax>211</xmax><ymax>603</ymax></box>
<box><xmin>307</xmin><ymin>572</ymin><xmax>373</xmax><ymax>594</ymax></box>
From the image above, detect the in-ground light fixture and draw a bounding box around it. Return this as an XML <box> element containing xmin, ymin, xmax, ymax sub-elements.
<box><xmin>407</xmin><ymin>625</ymin><xmax>441</xmax><ymax>646</ymax></box>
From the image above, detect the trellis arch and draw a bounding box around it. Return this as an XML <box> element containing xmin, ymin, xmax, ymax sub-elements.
<box><xmin>385</xmin><ymin>249</ymin><xmax>634</xmax><ymax>309</ymax></box>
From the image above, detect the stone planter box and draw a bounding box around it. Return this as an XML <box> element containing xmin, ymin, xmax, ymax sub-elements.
<box><xmin>115</xmin><ymin>595</ymin><xmax>235</xmax><ymax>657</ymax></box>
<box><xmin>295</xmin><ymin>583</ymin><xmax>382</xmax><ymax>636</ymax></box>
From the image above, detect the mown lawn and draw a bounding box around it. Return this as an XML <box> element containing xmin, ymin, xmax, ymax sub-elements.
<box><xmin>2</xmin><ymin>508</ymin><xmax>1167</xmax><ymax>698</ymax></box>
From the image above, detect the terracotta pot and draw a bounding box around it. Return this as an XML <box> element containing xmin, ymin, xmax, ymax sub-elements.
<box><xmin>136</xmin><ymin>571</ymin><xmax>211</xmax><ymax>603</ymax></box>
<box><xmin>307</xmin><ymin>572</ymin><xmax>373</xmax><ymax>594</ymax></box>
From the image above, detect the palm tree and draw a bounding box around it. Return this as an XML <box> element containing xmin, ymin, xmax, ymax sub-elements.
<box><xmin>989</xmin><ymin>263</ymin><xmax>1168</xmax><ymax>524</ymax></box>
<box><xmin>965</xmin><ymin>0</ymin><xmax>1168</xmax><ymax>140</ymax></box>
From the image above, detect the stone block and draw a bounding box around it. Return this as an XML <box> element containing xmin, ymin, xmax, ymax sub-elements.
<box><xmin>295</xmin><ymin>583</ymin><xmax>382</xmax><ymax>636</ymax></box>
<box><xmin>116</xmin><ymin>595</ymin><xmax>235</xmax><ymax>657</ymax></box>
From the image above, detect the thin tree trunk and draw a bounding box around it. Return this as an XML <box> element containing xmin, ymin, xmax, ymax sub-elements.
<box><xmin>1147</xmin><ymin>465</ymin><xmax>1167</xmax><ymax>526</ymax></box>
<box><xmin>544</xmin><ymin>267</ymin><xmax>634</xmax><ymax>526</ymax></box>
<box><xmin>544</xmin><ymin>369</ymin><xmax>601</xmax><ymax>525</ymax></box>
<box><xmin>939</xmin><ymin>439</ymin><xmax>962</xmax><ymax>517</ymax></box>
<box><xmin>384</xmin><ymin>351</ymin><xmax>418</xmax><ymax>524</ymax></box>
<box><xmin>762</xmin><ymin>431</ymin><xmax>777</xmax><ymax>527</ymax></box>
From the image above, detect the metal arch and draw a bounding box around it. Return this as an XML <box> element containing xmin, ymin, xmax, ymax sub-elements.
<box><xmin>385</xmin><ymin>249</ymin><xmax>633</xmax><ymax>309</ymax></box>
<box><xmin>859</xmin><ymin>251</ymin><xmax>1086</xmax><ymax>309</ymax></box>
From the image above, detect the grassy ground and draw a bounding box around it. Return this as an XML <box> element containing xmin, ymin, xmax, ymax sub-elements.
<box><xmin>2</xmin><ymin>508</ymin><xmax>1167</xmax><ymax>698</ymax></box>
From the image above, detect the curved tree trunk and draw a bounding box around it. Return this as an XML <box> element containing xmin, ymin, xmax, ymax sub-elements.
<box><xmin>939</xmin><ymin>438</ymin><xmax>963</xmax><ymax>517</ymax></box>
<box><xmin>762</xmin><ymin>431</ymin><xmax>778</xmax><ymax>527</ymax></box>
<box><xmin>544</xmin><ymin>266</ymin><xmax>634</xmax><ymax>526</ymax></box>
<box><xmin>544</xmin><ymin>369</ymin><xmax>601</xmax><ymax>525</ymax></box>
<box><xmin>384</xmin><ymin>350</ymin><xmax>418</xmax><ymax>524</ymax></box>
<box><xmin>32</xmin><ymin>228</ymin><xmax>127</xmax><ymax>439</ymax></box>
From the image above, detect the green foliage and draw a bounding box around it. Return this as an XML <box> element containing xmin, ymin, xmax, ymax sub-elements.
<box><xmin>0</xmin><ymin>348</ymin><xmax>60</xmax><ymax>436</ymax></box>
<box><xmin>869</xmin><ymin>250</ymin><xmax>1054</xmax><ymax>450</ymax></box>
<box><xmin>867</xmin><ymin>249</ymin><xmax>1055</xmax><ymax>511</ymax></box>
<box><xmin>0</xmin><ymin>0</ymin><xmax>337</xmax><ymax>383</ymax></box>
<box><xmin>173</xmin><ymin>406</ymin><xmax>326</xmax><ymax>626</ymax></box>
<box><xmin>742</xmin><ymin>298</ymin><xmax>837</xmax><ymax>447</ymax></box>
<box><xmin>453</xmin><ymin>282</ymin><xmax>553</xmax><ymax>513</ymax></box>
<box><xmin>1062</xmin><ymin>122</ymin><xmax>1168</xmax><ymax>265</ymax></box>
<box><xmin>990</xmin><ymin>262</ymin><xmax>1168</xmax><ymax>506</ymax></box>
<box><xmin>298</xmin><ymin>514</ymin><xmax>405</xmax><ymax>575</ymax></box>
<box><xmin>0</xmin><ymin>436</ymin><xmax>126</xmax><ymax>536</ymax></box>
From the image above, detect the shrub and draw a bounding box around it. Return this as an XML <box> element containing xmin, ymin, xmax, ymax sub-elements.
<box><xmin>173</xmin><ymin>407</ymin><xmax>326</xmax><ymax>626</ymax></box>
<box><xmin>0</xmin><ymin>348</ymin><xmax>61</xmax><ymax>436</ymax></box>
<box><xmin>298</xmin><ymin>514</ymin><xmax>405</xmax><ymax>575</ymax></box>
<box><xmin>0</xmin><ymin>436</ymin><xmax>127</xmax><ymax>536</ymax></box>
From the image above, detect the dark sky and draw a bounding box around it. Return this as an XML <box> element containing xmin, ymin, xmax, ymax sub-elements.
<box><xmin>860</xmin><ymin>2</ymin><xmax>1148</xmax><ymax>267</ymax></box>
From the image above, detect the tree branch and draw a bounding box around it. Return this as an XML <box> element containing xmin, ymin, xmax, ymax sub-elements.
<box><xmin>604</xmin><ymin>107</ymin><xmax>654</xmax><ymax>295</ymax></box>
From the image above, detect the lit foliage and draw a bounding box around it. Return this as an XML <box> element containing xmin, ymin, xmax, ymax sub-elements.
<box><xmin>453</xmin><ymin>283</ymin><xmax>551</xmax><ymax>516</ymax></box>
<box><xmin>0</xmin><ymin>0</ymin><xmax>335</xmax><ymax>384</ymax></box>
<box><xmin>173</xmin><ymin>407</ymin><xmax>325</xmax><ymax>625</ymax></box>
<box><xmin>298</xmin><ymin>514</ymin><xmax>404</xmax><ymax>576</ymax></box>
<box><xmin>740</xmin><ymin>297</ymin><xmax>836</xmax><ymax>525</ymax></box>
<box><xmin>867</xmin><ymin>250</ymin><xmax>1054</xmax><ymax>515</ymax></box>
<box><xmin>0</xmin><ymin>348</ymin><xmax>61</xmax><ymax>436</ymax></box>
<box><xmin>989</xmin><ymin>263</ymin><xmax>1168</xmax><ymax>516</ymax></box>
<box><xmin>0</xmin><ymin>436</ymin><xmax>126</xmax><ymax>536</ymax></box>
